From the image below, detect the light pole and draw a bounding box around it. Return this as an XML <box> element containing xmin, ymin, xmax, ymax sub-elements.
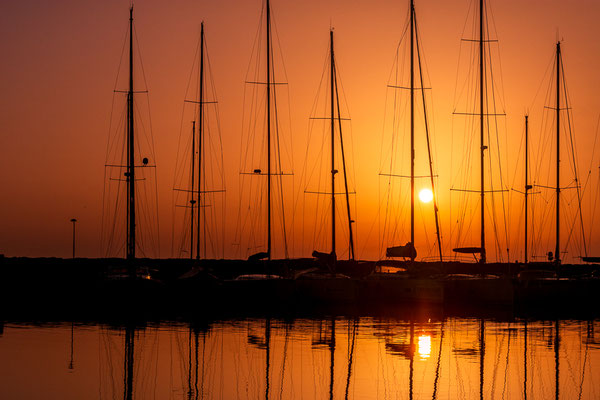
<box><xmin>70</xmin><ymin>218</ymin><xmax>77</xmax><ymax>259</ymax></box>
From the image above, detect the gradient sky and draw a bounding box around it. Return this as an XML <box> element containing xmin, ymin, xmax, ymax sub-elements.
<box><xmin>2</xmin><ymin>0</ymin><xmax>600</xmax><ymax>260</ymax></box>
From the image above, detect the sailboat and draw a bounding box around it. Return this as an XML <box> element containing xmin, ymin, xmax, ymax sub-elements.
<box><xmin>542</xmin><ymin>41</ymin><xmax>586</xmax><ymax>265</ymax></box>
<box><xmin>294</xmin><ymin>29</ymin><xmax>370</xmax><ymax>303</ymax></box>
<box><xmin>235</xmin><ymin>0</ymin><xmax>293</xmax><ymax>264</ymax></box>
<box><xmin>450</xmin><ymin>0</ymin><xmax>509</xmax><ymax>264</ymax></box>
<box><xmin>101</xmin><ymin>6</ymin><xmax>160</xmax><ymax>281</ymax></box>
<box><xmin>307</xmin><ymin>29</ymin><xmax>356</xmax><ymax>270</ymax></box>
<box><xmin>516</xmin><ymin>41</ymin><xmax>588</xmax><ymax>269</ymax></box>
<box><xmin>101</xmin><ymin>9</ymin><xmax>160</xmax><ymax>399</ymax></box>
<box><xmin>380</xmin><ymin>0</ymin><xmax>442</xmax><ymax>265</ymax></box>
<box><xmin>221</xmin><ymin>0</ymin><xmax>297</xmax><ymax>302</ymax></box>
<box><xmin>173</xmin><ymin>22</ymin><xmax>226</xmax><ymax>262</ymax></box>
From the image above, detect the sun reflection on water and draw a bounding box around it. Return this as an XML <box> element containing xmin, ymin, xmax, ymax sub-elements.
<box><xmin>418</xmin><ymin>334</ymin><xmax>431</xmax><ymax>359</ymax></box>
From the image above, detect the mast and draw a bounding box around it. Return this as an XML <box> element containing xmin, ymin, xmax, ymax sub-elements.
<box><xmin>330</xmin><ymin>30</ymin><xmax>336</xmax><ymax>259</ymax></box>
<box><xmin>555</xmin><ymin>41</ymin><xmax>561</xmax><ymax>265</ymax></box>
<box><xmin>126</xmin><ymin>6</ymin><xmax>136</xmax><ymax>263</ymax></box>
<box><xmin>525</xmin><ymin>115</ymin><xmax>529</xmax><ymax>263</ymax></box>
<box><xmin>190</xmin><ymin>121</ymin><xmax>196</xmax><ymax>259</ymax></box>
<box><xmin>410</xmin><ymin>0</ymin><xmax>415</xmax><ymax>262</ymax></box>
<box><xmin>266</xmin><ymin>0</ymin><xmax>272</xmax><ymax>260</ymax></box>
<box><xmin>196</xmin><ymin>22</ymin><xmax>205</xmax><ymax>260</ymax></box>
<box><xmin>479</xmin><ymin>0</ymin><xmax>486</xmax><ymax>264</ymax></box>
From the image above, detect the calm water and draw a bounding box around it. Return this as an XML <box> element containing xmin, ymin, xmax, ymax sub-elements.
<box><xmin>0</xmin><ymin>316</ymin><xmax>599</xmax><ymax>399</ymax></box>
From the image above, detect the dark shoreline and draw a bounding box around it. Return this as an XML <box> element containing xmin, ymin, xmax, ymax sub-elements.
<box><xmin>1</xmin><ymin>257</ymin><xmax>599</xmax><ymax>323</ymax></box>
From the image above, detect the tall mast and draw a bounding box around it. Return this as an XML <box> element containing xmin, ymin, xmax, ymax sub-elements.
<box><xmin>410</xmin><ymin>0</ymin><xmax>415</xmax><ymax>262</ymax></box>
<box><xmin>524</xmin><ymin>115</ymin><xmax>529</xmax><ymax>263</ymax></box>
<box><xmin>330</xmin><ymin>30</ymin><xmax>336</xmax><ymax>259</ymax></box>
<box><xmin>196</xmin><ymin>22</ymin><xmax>205</xmax><ymax>260</ymax></box>
<box><xmin>190</xmin><ymin>121</ymin><xmax>196</xmax><ymax>259</ymax></box>
<box><xmin>266</xmin><ymin>0</ymin><xmax>272</xmax><ymax>260</ymax></box>
<box><xmin>127</xmin><ymin>6</ymin><xmax>136</xmax><ymax>262</ymax></box>
<box><xmin>479</xmin><ymin>0</ymin><xmax>486</xmax><ymax>264</ymax></box>
<box><xmin>555</xmin><ymin>41</ymin><xmax>561</xmax><ymax>265</ymax></box>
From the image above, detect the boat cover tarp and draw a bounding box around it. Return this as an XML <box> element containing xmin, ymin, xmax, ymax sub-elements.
<box><xmin>582</xmin><ymin>256</ymin><xmax>600</xmax><ymax>263</ymax></box>
<box><xmin>248</xmin><ymin>251</ymin><xmax>269</xmax><ymax>261</ymax></box>
<box><xmin>453</xmin><ymin>247</ymin><xmax>483</xmax><ymax>254</ymax></box>
<box><xmin>386</xmin><ymin>242</ymin><xmax>416</xmax><ymax>259</ymax></box>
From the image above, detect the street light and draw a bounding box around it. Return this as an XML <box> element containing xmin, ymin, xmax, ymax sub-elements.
<box><xmin>70</xmin><ymin>218</ymin><xmax>77</xmax><ymax>259</ymax></box>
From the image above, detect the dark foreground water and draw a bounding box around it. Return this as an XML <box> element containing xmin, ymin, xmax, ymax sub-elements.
<box><xmin>0</xmin><ymin>313</ymin><xmax>599</xmax><ymax>399</ymax></box>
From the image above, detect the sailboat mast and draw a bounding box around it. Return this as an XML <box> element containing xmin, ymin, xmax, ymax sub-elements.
<box><xmin>410</xmin><ymin>0</ymin><xmax>415</xmax><ymax>262</ymax></box>
<box><xmin>524</xmin><ymin>115</ymin><xmax>529</xmax><ymax>263</ymax></box>
<box><xmin>479</xmin><ymin>0</ymin><xmax>486</xmax><ymax>264</ymax></box>
<box><xmin>196</xmin><ymin>22</ymin><xmax>205</xmax><ymax>260</ymax></box>
<box><xmin>266</xmin><ymin>0</ymin><xmax>272</xmax><ymax>260</ymax></box>
<box><xmin>191</xmin><ymin>121</ymin><xmax>196</xmax><ymax>259</ymax></box>
<box><xmin>127</xmin><ymin>6</ymin><xmax>136</xmax><ymax>261</ymax></box>
<box><xmin>555</xmin><ymin>41</ymin><xmax>561</xmax><ymax>264</ymax></box>
<box><xmin>330</xmin><ymin>30</ymin><xmax>336</xmax><ymax>258</ymax></box>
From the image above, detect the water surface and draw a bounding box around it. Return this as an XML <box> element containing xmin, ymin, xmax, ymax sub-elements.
<box><xmin>0</xmin><ymin>316</ymin><xmax>598</xmax><ymax>399</ymax></box>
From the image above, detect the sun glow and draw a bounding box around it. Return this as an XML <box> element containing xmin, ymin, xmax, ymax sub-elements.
<box><xmin>418</xmin><ymin>188</ymin><xmax>433</xmax><ymax>203</ymax></box>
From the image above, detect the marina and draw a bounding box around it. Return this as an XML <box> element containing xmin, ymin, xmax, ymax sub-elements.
<box><xmin>3</xmin><ymin>0</ymin><xmax>600</xmax><ymax>397</ymax></box>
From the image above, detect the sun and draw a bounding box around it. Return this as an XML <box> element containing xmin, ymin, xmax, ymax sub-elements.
<box><xmin>419</xmin><ymin>188</ymin><xmax>433</xmax><ymax>203</ymax></box>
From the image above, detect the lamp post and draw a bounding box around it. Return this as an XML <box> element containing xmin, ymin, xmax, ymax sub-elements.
<box><xmin>70</xmin><ymin>218</ymin><xmax>77</xmax><ymax>259</ymax></box>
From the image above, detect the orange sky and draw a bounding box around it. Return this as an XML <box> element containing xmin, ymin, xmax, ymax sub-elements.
<box><xmin>2</xmin><ymin>0</ymin><xmax>600</xmax><ymax>261</ymax></box>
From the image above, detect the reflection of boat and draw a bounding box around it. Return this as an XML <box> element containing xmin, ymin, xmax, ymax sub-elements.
<box><xmin>123</xmin><ymin>324</ymin><xmax>135</xmax><ymax>400</ymax></box>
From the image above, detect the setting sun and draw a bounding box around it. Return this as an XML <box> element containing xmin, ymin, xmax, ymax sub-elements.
<box><xmin>419</xmin><ymin>189</ymin><xmax>433</xmax><ymax>203</ymax></box>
